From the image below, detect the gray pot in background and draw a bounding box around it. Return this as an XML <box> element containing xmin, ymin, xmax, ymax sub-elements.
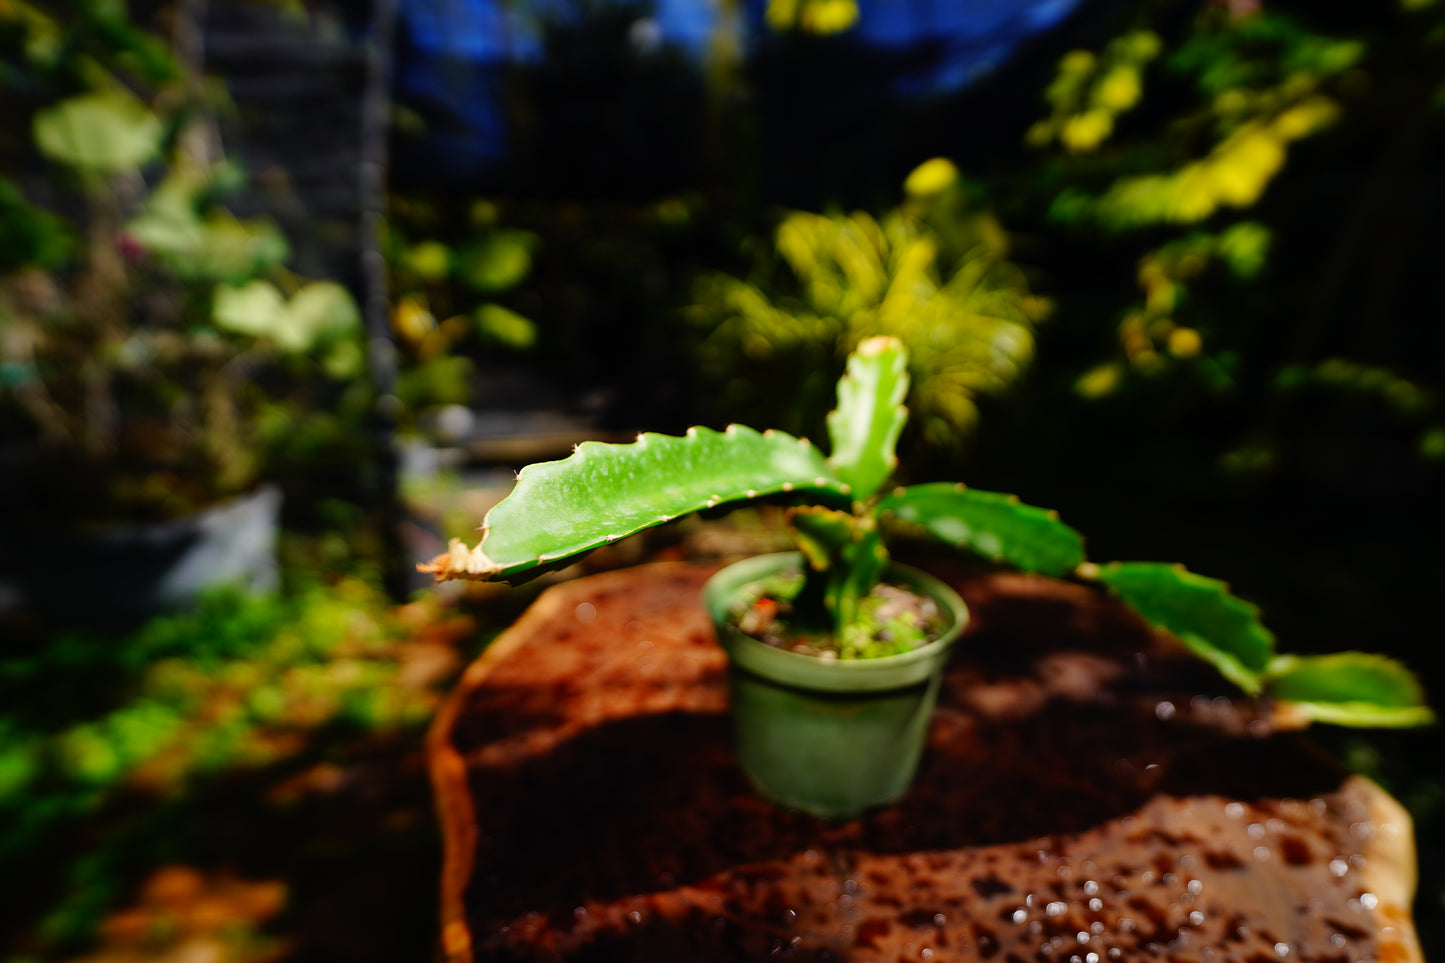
<box><xmin>2</xmin><ymin>485</ymin><xmax>282</xmax><ymax>631</ymax></box>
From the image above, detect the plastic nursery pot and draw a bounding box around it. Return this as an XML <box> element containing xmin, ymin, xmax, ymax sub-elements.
<box><xmin>702</xmin><ymin>552</ymin><xmax>969</xmax><ymax>821</ymax></box>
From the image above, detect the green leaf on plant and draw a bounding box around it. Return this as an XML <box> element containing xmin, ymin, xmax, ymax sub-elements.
<box><xmin>1264</xmin><ymin>653</ymin><xmax>1434</xmax><ymax>728</ymax></box>
<box><xmin>1092</xmin><ymin>562</ymin><xmax>1274</xmax><ymax>693</ymax></box>
<box><xmin>471</xmin><ymin>426</ymin><xmax>846</xmax><ymax>582</ymax></box>
<box><xmin>826</xmin><ymin>335</ymin><xmax>909</xmax><ymax>499</ymax></box>
<box><xmin>786</xmin><ymin>506</ymin><xmax>886</xmax><ymax>631</ymax></box>
<box><xmin>878</xmin><ymin>483</ymin><xmax>1085</xmax><ymax>577</ymax></box>
<box><xmin>33</xmin><ymin>92</ymin><xmax>162</xmax><ymax>172</ymax></box>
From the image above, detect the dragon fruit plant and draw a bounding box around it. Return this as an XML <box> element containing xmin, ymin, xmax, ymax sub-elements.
<box><xmin>423</xmin><ymin>337</ymin><xmax>1431</xmax><ymax>729</ymax></box>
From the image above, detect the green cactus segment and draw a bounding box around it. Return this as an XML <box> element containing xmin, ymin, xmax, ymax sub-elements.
<box><xmin>877</xmin><ymin>483</ymin><xmax>1085</xmax><ymax>577</ymax></box>
<box><xmin>786</xmin><ymin>507</ymin><xmax>888</xmax><ymax>631</ymax></box>
<box><xmin>1093</xmin><ymin>562</ymin><xmax>1274</xmax><ymax>694</ymax></box>
<box><xmin>477</xmin><ymin>425</ymin><xmax>845</xmax><ymax>582</ymax></box>
<box><xmin>1264</xmin><ymin>653</ymin><xmax>1435</xmax><ymax>728</ymax></box>
<box><xmin>825</xmin><ymin>336</ymin><xmax>910</xmax><ymax>500</ymax></box>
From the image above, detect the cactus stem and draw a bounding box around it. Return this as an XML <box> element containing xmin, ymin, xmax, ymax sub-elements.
<box><xmin>686</xmin><ymin>427</ymin><xmax>698</xmax><ymax>438</ymax></box>
<box><xmin>745</xmin><ymin>490</ymin><xmax>758</xmax><ymax>498</ymax></box>
<box><xmin>953</xmin><ymin>482</ymin><xmax>966</xmax><ymax>493</ymax></box>
<box><xmin>725</xmin><ymin>424</ymin><xmax>739</xmax><ymax>436</ymax></box>
<box><xmin>894</xmin><ymin>486</ymin><xmax>907</xmax><ymax>497</ymax></box>
<box><xmin>1076</xmin><ymin>561</ymin><xmax>1101</xmax><ymax>579</ymax></box>
<box><xmin>839</xmin><ymin>483</ymin><xmax>852</xmax><ymax>495</ymax></box>
<box><xmin>705</xmin><ymin>499</ymin><xmax>718</xmax><ymax>508</ymax></box>
<box><xmin>782</xmin><ymin>482</ymin><xmax>795</xmax><ymax>492</ymax></box>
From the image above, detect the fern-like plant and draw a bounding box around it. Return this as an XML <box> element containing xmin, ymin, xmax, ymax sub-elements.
<box><xmin>423</xmin><ymin>336</ymin><xmax>1431</xmax><ymax>729</ymax></box>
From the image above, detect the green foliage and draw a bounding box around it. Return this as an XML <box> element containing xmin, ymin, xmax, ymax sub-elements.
<box><xmin>431</xmin><ymin>336</ymin><xmax>1429</xmax><ymax>722</ymax></box>
<box><xmin>32</xmin><ymin>92</ymin><xmax>164</xmax><ymax>174</ymax></box>
<box><xmin>877</xmin><ymin>483</ymin><xmax>1085</xmax><ymax>578</ymax></box>
<box><xmin>383</xmin><ymin>200</ymin><xmax>542</xmax><ymax>432</ymax></box>
<box><xmin>1265</xmin><ymin>654</ymin><xmax>1435</xmax><ymax>728</ymax></box>
<box><xmin>764</xmin><ymin>0</ymin><xmax>858</xmax><ymax>35</ymax></box>
<box><xmin>126</xmin><ymin>170</ymin><xmax>290</xmax><ymax>284</ymax></box>
<box><xmin>1027</xmin><ymin>30</ymin><xmax>1162</xmax><ymax>154</ymax></box>
<box><xmin>0</xmin><ymin>0</ymin><xmax>371</xmax><ymax>523</ymax></box>
<box><xmin>825</xmin><ymin>334</ymin><xmax>908</xmax><ymax>499</ymax></box>
<box><xmin>786</xmin><ymin>506</ymin><xmax>886</xmax><ymax>631</ymax></box>
<box><xmin>456</xmin><ymin>230</ymin><xmax>537</xmax><ymax>293</ymax></box>
<box><xmin>213</xmin><ymin>279</ymin><xmax>362</xmax><ymax>356</ymax></box>
<box><xmin>692</xmin><ymin>161</ymin><xmax>1047</xmax><ymax>445</ymax></box>
<box><xmin>0</xmin><ymin>178</ymin><xmax>73</xmax><ymax>270</ymax></box>
<box><xmin>474</xmin><ymin>303</ymin><xmax>538</xmax><ymax>350</ymax></box>
<box><xmin>464</xmin><ymin>425</ymin><xmax>844</xmax><ymax>582</ymax></box>
<box><xmin>0</xmin><ymin>579</ymin><xmax>419</xmax><ymax>858</ymax></box>
<box><xmin>1092</xmin><ymin>562</ymin><xmax>1275</xmax><ymax>694</ymax></box>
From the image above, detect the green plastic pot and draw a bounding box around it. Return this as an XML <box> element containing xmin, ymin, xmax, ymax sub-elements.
<box><xmin>702</xmin><ymin>552</ymin><xmax>969</xmax><ymax>821</ymax></box>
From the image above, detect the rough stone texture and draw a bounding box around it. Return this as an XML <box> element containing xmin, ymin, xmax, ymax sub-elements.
<box><xmin>428</xmin><ymin>562</ymin><xmax>1423</xmax><ymax>963</ymax></box>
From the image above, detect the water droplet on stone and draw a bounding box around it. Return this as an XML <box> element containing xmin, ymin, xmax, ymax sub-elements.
<box><xmin>1155</xmin><ymin>701</ymin><xmax>1176</xmax><ymax>720</ymax></box>
<box><xmin>575</xmin><ymin>602</ymin><xmax>597</xmax><ymax>623</ymax></box>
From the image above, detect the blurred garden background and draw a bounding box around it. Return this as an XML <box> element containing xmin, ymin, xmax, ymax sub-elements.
<box><xmin>2</xmin><ymin>0</ymin><xmax>1443</xmax><ymax>959</ymax></box>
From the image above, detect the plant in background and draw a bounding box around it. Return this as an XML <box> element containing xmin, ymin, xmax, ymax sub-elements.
<box><xmin>690</xmin><ymin>158</ymin><xmax>1047</xmax><ymax>447</ymax></box>
<box><xmin>0</xmin><ymin>0</ymin><xmax>365</xmax><ymax>523</ymax></box>
<box><xmin>383</xmin><ymin>196</ymin><xmax>540</xmax><ymax>435</ymax></box>
<box><xmin>423</xmin><ymin>335</ymin><xmax>1430</xmax><ymax>727</ymax></box>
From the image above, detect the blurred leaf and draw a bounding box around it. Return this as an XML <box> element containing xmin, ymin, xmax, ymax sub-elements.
<box><xmin>1093</xmin><ymin>562</ymin><xmax>1274</xmax><ymax>693</ymax></box>
<box><xmin>213</xmin><ymin>281</ymin><xmax>359</xmax><ymax>353</ymax></box>
<box><xmin>904</xmin><ymin>158</ymin><xmax>959</xmax><ymax>198</ymax></box>
<box><xmin>0</xmin><ymin>177</ymin><xmax>73</xmax><ymax>269</ymax></box>
<box><xmin>403</xmin><ymin>240</ymin><xmax>451</xmax><ymax>282</ymax></box>
<box><xmin>396</xmin><ymin>355</ymin><xmax>474</xmax><ymax>412</ymax></box>
<box><xmin>281</xmin><ymin>281</ymin><xmax>361</xmax><ymax>352</ymax></box>
<box><xmin>879</xmin><ymin>483</ymin><xmax>1085</xmax><ymax>577</ymax></box>
<box><xmin>457</xmin><ymin>230</ymin><xmax>535</xmax><ymax>292</ymax></box>
<box><xmin>475</xmin><ymin>303</ymin><xmax>537</xmax><ymax>350</ymax></box>
<box><xmin>33</xmin><ymin>92</ymin><xmax>163</xmax><ymax>173</ymax></box>
<box><xmin>1265</xmin><ymin>653</ymin><xmax>1435</xmax><ymax>728</ymax></box>
<box><xmin>213</xmin><ymin>280</ymin><xmax>286</xmax><ymax>339</ymax></box>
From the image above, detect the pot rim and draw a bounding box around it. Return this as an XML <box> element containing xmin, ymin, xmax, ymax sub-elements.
<box><xmin>702</xmin><ymin>551</ymin><xmax>969</xmax><ymax>693</ymax></box>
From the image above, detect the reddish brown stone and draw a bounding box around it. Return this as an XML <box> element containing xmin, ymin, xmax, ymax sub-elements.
<box><xmin>428</xmin><ymin>563</ymin><xmax>1423</xmax><ymax>963</ymax></box>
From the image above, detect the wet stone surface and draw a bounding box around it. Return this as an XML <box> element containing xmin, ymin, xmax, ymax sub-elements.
<box><xmin>429</xmin><ymin>563</ymin><xmax>1422</xmax><ymax>963</ymax></box>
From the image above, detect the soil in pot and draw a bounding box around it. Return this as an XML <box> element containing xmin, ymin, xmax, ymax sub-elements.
<box><xmin>726</xmin><ymin>565</ymin><xmax>948</xmax><ymax>660</ymax></box>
